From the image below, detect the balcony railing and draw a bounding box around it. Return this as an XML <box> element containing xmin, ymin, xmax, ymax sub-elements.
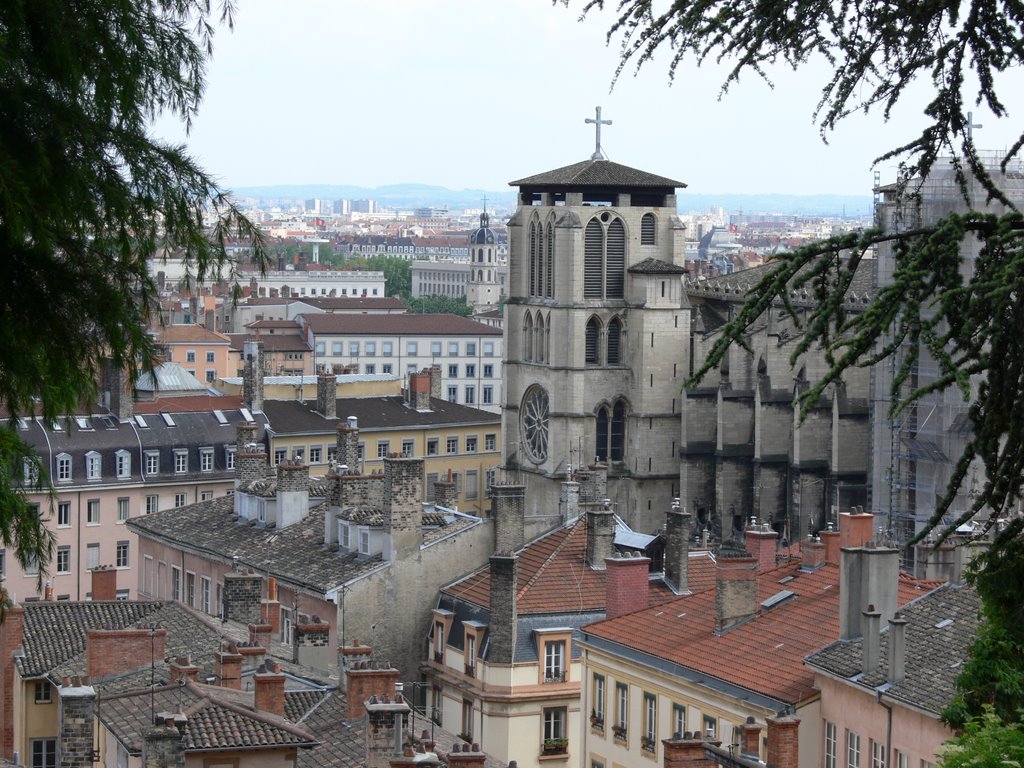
<box><xmin>465</xmin><ymin>662</ymin><xmax>475</xmax><ymax>678</ymax></box>
<box><xmin>543</xmin><ymin>670</ymin><xmax>566</xmax><ymax>683</ymax></box>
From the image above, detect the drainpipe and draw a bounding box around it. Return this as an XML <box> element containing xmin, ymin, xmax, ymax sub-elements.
<box><xmin>876</xmin><ymin>688</ymin><xmax>892</xmax><ymax>768</ymax></box>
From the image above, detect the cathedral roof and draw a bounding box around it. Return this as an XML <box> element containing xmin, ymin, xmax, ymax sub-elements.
<box><xmin>509</xmin><ymin>159</ymin><xmax>685</xmax><ymax>189</ymax></box>
<box><xmin>628</xmin><ymin>257</ymin><xmax>689</xmax><ymax>274</ymax></box>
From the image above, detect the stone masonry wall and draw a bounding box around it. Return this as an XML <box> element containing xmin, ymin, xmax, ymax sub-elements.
<box><xmin>58</xmin><ymin>683</ymin><xmax>95</xmax><ymax>768</ymax></box>
<box><xmin>223</xmin><ymin>572</ymin><xmax>263</xmax><ymax>624</ymax></box>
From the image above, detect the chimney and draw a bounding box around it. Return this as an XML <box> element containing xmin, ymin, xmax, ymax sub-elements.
<box><xmin>801</xmin><ymin>535</ymin><xmax>826</xmax><ymax>570</ymax></box>
<box><xmin>765</xmin><ymin>713</ymin><xmax>800</xmax><ymax>768</ymax></box>
<box><xmin>861</xmin><ymin>605</ymin><xmax>882</xmax><ymax>674</ymax></box>
<box><xmin>276</xmin><ymin>458</ymin><xmax>310</xmax><ymax>528</ymax></box>
<box><xmin>409</xmin><ymin>371</ymin><xmax>431</xmax><ymax>410</ymax></box>
<box><xmin>839</xmin><ymin>510</ymin><xmax>874</xmax><ymax>549</ymax></box>
<box><xmin>236</xmin><ymin>640</ymin><xmax>267</xmax><ymax>672</ymax></box>
<box><xmin>261</xmin><ymin>576</ymin><xmax>281</xmax><ymax>635</ymax></box>
<box><xmin>242</xmin><ymin>339</ymin><xmax>264</xmax><ymax>412</ymax></box>
<box><xmin>715</xmin><ymin>549</ymin><xmax>758</xmax><ymax>632</ymax></box>
<box><xmin>222</xmin><ymin>572</ymin><xmax>263</xmax><ymax>625</ymax></box>
<box><xmin>337</xmin><ymin>417</ymin><xmax>361</xmax><ymax>475</ymax></box>
<box><xmin>91</xmin><ymin>564</ymin><xmax>117</xmax><ymax>601</ymax></box>
<box><xmin>254</xmin><ymin>661</ymin><xmax>286</xmax><ymax>717</ymax></box>
<box><xmin>662</xmin><ymin>733</ymin><xmax>719</xmax><ymax>768</ymax></box>
<box><xmin>383</xmin><ymin>455</ymin><xmax>424</xmax><ymax>560</ymax></box>
<box><xmin>58</xmin><ymin>679</ymin><xmax>96</xmax><ymax>768</ymax></box>
<box><xmin>914</xmin><ymin>541</ymin><xmax>956</xmax><ymax>582</ymax></box>
<box><xmin>338</xmin><ymin>640</ymin><xmax>374</xmax><ymax>684</ymax></box>
<box><xmin>216</xmin><ymin>644</ymin><xmax>244</xmax><ymax>689</ymax></box>
<box><xmin>294</xmin><ymin>618</ymin><xmax>332</xmax><ymax>674</ymax></box>
<box><xmin>887</xmin><ymin>611</ymin><xmax>908</xmax><ymax>684</ymax></box>
<box><xmin>143</xmin><ymin>716</ymin><xmax>186</xmax><ymax>768</ymax></box>
<box><xmin>487</xmin><ymin>553</ymin><xmax>518</xmax><ymax>664</ymax></box>
<box><xmin>44</xmin><ymin>581</ymin><xmax>54</xmax><ymax>601</ymax></box>
<box><xmin>605</xmin><ymin>552</ymin><xmax>650</xmax><ymax>620</ymax></box>
<box><xmin>839</xmin><ymin>541</ymin><xmax>900</xmax><ymax>640</ymax></box>
<box><xmin>820</xmin><ymin>524</ymin><xmax>840</xmax><ymax>564</ymax></box>
<box><xmin>0</xmin><ymin>601</ymin><xmax>25</xmax><ymax>757</ymax></box>
<box><xmin>234</xmin><ymin>439</ymin><xmax>267</xmax><ymax>516</ymax></box>
<box><xmin>740</xmin><ymin>716</ymin><xmax>762</xmax><ymax>760</ymax></box>
<box><xmin>664</xmin><ymin>503</ymin><xmax>692</xmax><ymax>594</ymax></box>
<box><xmin>104</xmin><ymin>358</ymin><xmax>133</xmax><ymax>421</ymax></box>
<box><xmin>87</xmin><ymin>628</ymin><xmax>166</xmax><ymax>679</ymax></box>
<box><xmin>428</xmin><ymin>366</ymin><xmax>442</xmax><ymax>398</ymax></box>
<box><xmin>316</xmin><ymin>372</ymin><xmax>337</xmax><ymax>419</ymax></box>
<box><xmin>446</xmin><ymin>743</ymin><xmax>485</xmax><ymax>768</ymax></box>
<box><xmin>578</xmin><ymin>464</ymin><xmax>608</xmax><ymax>504</ymax></box>
<box><xmin>491</xmin><ymin>482</ymin><xmax>525</xmax><ymax>553</ymax></box>
<box><xmin>746</xmin><ymin>520</ymin><xmax>778</xmax><ymax>571</ymax></box>
<box><xmin>559</xmin><ymin>480</ymin><xmax>580</xmax><ymax>522</ymax></box>
<box><xmin>433</xmin><ymin>470</ymin><xmax>457</xmax><ymax>509</ymax></box>
<box><xmin>345</xmin><ymin>659</ymin><xmax>400</xmax><ymax>721</ymax></box>
<box><xmin>169</xmin><ymin>656</ymin><xmax>198</xmax><ymax>685</ymax></box>
<box><xmin>586</xmin><ymin>505</ymin><xmax>616</xmax><ymax>569</ymax></box>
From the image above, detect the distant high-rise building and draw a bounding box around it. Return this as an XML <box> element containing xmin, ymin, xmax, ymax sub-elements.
<box><xmin>351</xmin><ymin>199</ymin><xmax>376</xmax><ymax>214</ymax></box>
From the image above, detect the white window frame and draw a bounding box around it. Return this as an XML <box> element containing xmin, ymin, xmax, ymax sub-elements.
<box><xmin>57</xmin><ymin>501</ymin><xmax>71</xmax><ymax>528</ymax></box>
<box><xmin>117</xmin><ymin>497</ymin><xmax>129</xmax><ymax>522</ymax></box>
<box><xmin>86</xmin><ymin>499</ymin><xmax>100</xmax><ymax>525</ymax></box>
<box><xmin>225</xmin><ymin>446</ymin><xmax>236</xmax><ymax>470</ymax></box>
<box><xmin>85</xmin><ymin>451</ymin><xmax>101</xmax><ymax>480</ymax></box>
<box><xmin>145</xmin><ymin>494</ymin><xmax>159</xmax><ymax>515</ymax></box>
<box><xmin>56</xmin><ymin>453</ymin><xmax>72</xmax><ymax>482</ymax></box>
<box><xmin>174</xmin><ymin>449</ymin><xmax>188</xmax><ymax>474</ymax></box>
<box><xmin>825</xmin><ymin>721</ymin><xmax>838</xmax><ymax>768</ymax></box>
<box><xmin>56</xmin><ymin>546</ymin><xmax>71</xmax><ymax>575</ymax></box>
<box><xmin>115</xmin><ymin>449</ymin><xmax>131</xmax><ymax>479</ymax></box>
<box><xmin>847</xmin><ymin>731</ymin><xmax>861</xmax><ymax>768</ymax></box>
<box><xmin>116</xmin><ymin>540</ymin><xmax>129</xmax><ymax>568</ymax></box>
<box><xmin>87</xmin><ymin>543</ymin><xmax>100</xmax><ymax>571</ymax></box>
<box><xmin>200</xmin><ymin>447</ymin><xmax>214</xmax><ymax>472</ymax></box>
<box><xmin>145</xmin><ymin>450</ymin><xmax>160</xmax><ymax>475</ymax></box>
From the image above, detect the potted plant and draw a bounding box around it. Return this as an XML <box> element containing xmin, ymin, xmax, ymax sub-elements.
<box><xmin>542</xmin><ymin>738</ymin><xmax>569</xmax><ymax>755</ymax></box>
<box><xmin>612</xmin><ymin>724</ymin><xmax>627</xmax><ymax>740</ymax></box>
<box><xmin>590</xmin><ymin>709</ymin><xmax>604</xmax><ymax>729</ymax></box>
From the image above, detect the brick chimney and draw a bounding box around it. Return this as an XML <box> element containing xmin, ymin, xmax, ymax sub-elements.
<box><xmin>345</xmin><ymin>659</ymin><xmax>400</xmax><ymax>721</ymax></box>
<box><xmin>336</xmin><ymin>416</ymin><xmax>361</xmax><ymax>474</ymax></box>
<box><xmin>383</xmin><ymin>454</ymin><xmax>424</xmax><ymax>560</ymax></box>
<box><xmin>447</xmin><ymin>743</ymin><xmax>486</xmax><ymax>768</ymax></box>
<box><xmin>746</xmin><ymin>520</ymin><xmax>778</xmax><ymax>571</ymax></box>
<box><xmin>316</xmin><ymin>372</ymin><xmax>338</xmax><ymax>419</ymax></box>
<box><xmin>605</xmin><ymin>552</ymin><xmax>650</xmax><ymax>620</ymax></box>
<box><xmin>254</xmin><ymin>660</ymin><xmax>285</xmax><ymax>717</ymax></box>
<box><xmin>662</xmin><ymin>733</ymin><xmax>719</xmax><ymax>768</ymax></box>
<box><xmin>740</xmin><ymin>716</ymin><xmax>762</xmax><ymax>760</ymax></box>
<box><xmin>234</xmin><ymin>438</ymin><xmax>267</xmax><ymax>516</ymax></box>
<box><xmin>586</xmin><ymin>505</ymin><xmax>616</xmax><ymax>569</ymax></box>
<box><xmin>839</xmin><ymin>510</ymin><xmax>874</xmax><ymax>549</ymax></box>
<box><xmin>58</xmin><ymin>678</ymin><xmax>96</xmax><ymax>768</ymax></box>
<box><xmin>427</xmin><ymin>366</ymin><xmax>442</xmax><ymax>399</ymax></box>
<box><xmin>276</xmin><ymin>458</ymin><xmax>310</xmax><ymax>528</ymax></box>
<box><xmin>236</xmin><ymin>420</ymin><xmax>258</xmax><ymax>454</ymax></box>
<box><xmin>261</xmin><ymin>576</ymin><xmax>281</xmax><ymax>635</ymax></box>
<box><xmin>87</xmin><ymin>628</ymin><xmax>166</xmax><ymax>680</ymax></box>
<box><xmin>169</xmin><ymin>655</ymin><xmax>199</xmax><ymax>685</ymax></box>
<box><xmin>765</xmin><ymin>713</ymin><xmax>800</xmax><ymax>768</ymax></box>
<box><xmin>223</xmin><ymin>572</ymin><xmax>263</xmax><ymax>625</ymax></box>
<box><xmin>715</xmin><ymin>549</ymin><xmax>757</xmax><ymax>632</ymax></box>
<box><xmin>820</xmin><ymin>524</ymin><xmax>840</xmax><ymax>564</ymax></box>
<box><xmin>104</xmin><ymin>358</ymin><xmax>133</xmax><ymax>422</ymax></box>
<box><xmin>839</xmin><ymin>541</ymin><xmax>900</xmax><ymax>640</ymax></box>
<box><xmin>242</xmin><ymin>339</ymin><xmax>264</xmax><ymax>412</ymax></box>
<box><xmin>665</xmin><ymin>503</ymin><xmax>692</xmax><ymax>594</ymax></box>
<box><xmin>338</xmin><ymin>639</ymin><xmax>374</xmax><ymax>683</ymax></box>
<box><xmin>216</xmin><ymin>644</ymin><xmax>243</xmax><ymax>689</ymax></box>
<box><xmin>801</xmin><ymin>535</ymin><xmax>826</xmax><ymax>570</ymax></box>
<box><xmin>433</xmin><ymin>470</ymin><xmax>457</xmax><ymax>509</ymax></box>
<box><xmin>143</xmin><ymin>717</ymin><xmax>186</xmax><ymax>768</ymax></box>
<box><xmin>491</xmin><ymin>482</ymin><xmax>525</xmax><ymax>553</ymax></box>
<box><xmin>409</xmin><ymin>371</ymin><xmax>431</xmax><ymax>410</ymax></box>
<box><xmin>559</xmin><ymin>480</ymin><xmax>580</xmax><ymax>522</ymax></box>
<box><xmin>578</xmin><ymin>464</ymin><xmax>608</xmax><ymax>504</ymax></box>
<box><xmin>0</xmin><ymin>602</ymin><xmax>25</xmax><ymax>758</ymax></box>
<box><xmin>487</xmin><ymin>553</ymin><xmax>518</xmax><ymax>664</ymax></box>
<box><xmin>91</xmin><ymin>565</ymin><xmax>117</xmax><ymax>601</ymax></box>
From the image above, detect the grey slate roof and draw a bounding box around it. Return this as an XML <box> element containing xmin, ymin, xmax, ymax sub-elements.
<box><xmin>261</xmin><ymin>395</ymin><xmax>499</xmax><ymax>436</ymax></box>
<box><xmin>687</xmin><ymin>257</ymin><xmax>875</xmax><ymax>308</ymax></box>
<box><xmin>509</xmin><ymin>159</ymin><xmax>685</xmax><ymax>189</ymax></box>
<box><xmin>628</xmin><ymin>257</ymin><xmax>689</xmax><ymax>274</ymax></box>
<box><xmin>805</xmin><ymin>583</ymin><xmax>981</xmax><ymax>715</ymax></box>
<box><xmin>127</xmin><ymin>496</ymin><xmax>385</xmax><ymax>595</ymax></box>
<box><xmin>300</xmin><ymin>312</ymin><xmax>501</xmax><ymax>336</ymax></box>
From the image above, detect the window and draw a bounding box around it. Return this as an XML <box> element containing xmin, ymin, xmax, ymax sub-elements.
<box><xmin>206</xmin><ymin>351</ymin><xmax>216</xmax><ymax>363</ymax></box>
<box><xmin>825</xmin><ymin>721</ymin><xmax>838</xmax><ymax>768</ymax></box>
<box><xmin>145</xmin><ymin>450</ymin><xmax>160</xmax><ymax>475</ymax></box>
<box><xmin>446</xmin><ymin>436</ymin><xmax>458</xmax><ymax>454</ymax></box>
<box><xmin>25</xmin><ymin>553</ymin><xmax>39</xmax><ymax>576</ymax></box>
<box><xmin>703</xmin><ymin>714</ymin><xmax>717</xmax><ymax>739</ymax></box>
<box><xmin>592</xmin><ymin>673</ymin><xmax>605</xmax><ymax>728</ymax></box>
<box><xmin>462</xmin><ymin>700</ymin><xmax>474</xmax><ymax>741</ymax></box>
<box><xmin>365</xmin><ymin>364</ymin><xmax>375</xmax><ymax>374</ymax></box>
<box><xmin>401</xmin><ymin>439</ymin><xmax>415</xmax><ymax>457</ymax></box>
<box><xmin>145</xmin><ymin>495</ymin><xmax>159</xmax><ymax>515</ymax></box>
<box><xmin>382</xmin><ymin>341</ymin><xmax>393</xmax><ymax>355</ymax></box>
<box><xmin>427</xmin><ymin>438</ymin><xmax>439</xmax><ymax>456</ymax></box>
<box><xmin>85</xmin><ymin>451</ymin><xmax>101</xmax><ymax>480</ymax></box>
<box><xmin>309</xmin><ymin>445</ymin><xmax>322</xmax><ymax>464</ymax></box>
<box><xmin>615</xmin><ymin>682</ymin><xmax>628</xmax><ymax>739</ymax></box>
<box><xmin>432</xmin><ymin>341</ymin><xmax>442</xmax><ymax>355</ymax></box>
<box><xmin>607</xmin><ymin>317</ymin><xmax>622</xmax><ymax>365</ymax></box>
<box><xmin>35</xmin><ymin>681</ymin><xmax>52</xmax><ymax>703</ymax></box>
<box><xmin>56</xmin><ymin>546</ymin><xmax>71</xmax><ymax>575</ymax></box>
<box><xmin>30</xmin><ymin>738</ymin><xmax>56</xmax><ymax>768</ymax></box>
<box><xmin>447</xmin><ymin>385</ymin><xmax>457</xmax><ymax>402</ymax></box>
<box><xmin>117</xmin><ymin>497</ymin><xmax>129</xmax><ymax>522</ymax></box>
<box><xmin>448</xmin><ymin>364</ymin><xmax>459</xmax><ymax>378</ymax></box>
<box><xmin>377</xmin><ymin>440</ymin><xmax>390</xmax><ymax>458</ymax></box>
<box><xmin>186</xmin><ymin>350</ymin><xmax>196</xmax><ymax>363</ymax></box>
<box><xmin>847</xmin><ymin>731</ymin><xmax>861</xmax><ymax>768</ymax></box>
<box><xmin>382</xmin><ymin>364</ymin><xmax>393</xmax><ymax>374</ymax></box>
<box><xmin>200</xmin><ymin>490</ymin><xmax>213</xmax><ymax>501</ymax></box>
<box><xmin>543</xmin><ymin>707</ymin><xmax>567</xmax><ymax>752</ymax></box>
<box><xmin>871</xmin><ymin>741</ymin><xmax>886</xmax><ymax>768</ymax></box>
<box><xmin>327</xmin><ymin>445</ymin><xmax>337</xmax><ymax>464</ymax></box>
<box><xmin>672</xmin><ymin>703</ymin><xmax>686</xmax><ymax>739</ymax></box>
<box><xmin>174</xmin><ymin>492</ymin><xmax>187</xmax><ymax>508</ymax></box>
<box><xmin>171</xmin><ymin>566</ymin><xmax>181</xmax><ymax>601</ymax></box>
<box><xmin>57</xmin><ymin>501</ymin><xmax>70</xmax><ymax>527</ymax></box>
<box><xmin>186</xmin><ymin>572</ymin><xmax>196</xmax><ymax>607</ymax></box>
<box><xmin>365</xmin><ymin>342</ymin><xmax>376</xmax><ymax>356</ymax></box>
<box><xmin>350</xmin><ymin>341</ymin><xmax>360</xmax><ymax>356</ymax></box>
<box><xmin>174</xmin><ymin>449</ymin><xmax>188</xmax><ymax>473</ymax></box>
<box><xmin>483</xmin><ymin>364</ymin><xmax>493</xmax><ymax>378</ymax></box>
<box><xmin>465</xmin><ymin>364</ymin><xmax>476</xmax><ymax>378</ymax></box>
<box><xmin>87</xmin><ymin>543</ymin><xmax>99</xmax><ymax>571</ymax></box>
<box><xmin>483</xmin><ymin>342</ymin><xmax>494</xmax><ymax>356</ymax></box>
<box><xmin>274</xmin><ymin>447</ymin><xmax>287</xmax><ymax>465</ymax></box>
<box><xmin>339</xmin><ymin>521</ymin><xmax>351</xmax><ymax>550</ymax></box>
<box><xmin>315</xmin><ymin>341</ymin><xmax>325</xmax><ymax>355</ymax></box>
<box><xmin>407</xmin><ymin>341</ymin><xmax>418</xmax><ymax>355</ymax></box>
<box><xmin>596</xmin><ymin>399</ymin><xmax>627</xmax><ymax>463</ymax></box>
<box><xmin>466</xmin><ymin>470</ymin><xmax>478</xmax><ymax>500</ymax></box>
<box><xmin>358</xmin><ymin>527</ymin><xmax>370</xmax><ymax>554</ymax></box>
<box><xmin>225</xmin><ymin>446</ymin><xmax>236</xmax><ymax>470</ymax></box>
<box><xmin>464</xmin><ymin>385</ymin><xmax>475</xmax><ymax>405</ymax></box>
<box><xmin>434</xmin><ymin>620</ymin><xmax>445</xmax><ymax>660</ymax></box>
<box><xmin>200</xmin><ymin>576</ymin><xmax>211</xmax><ymax>613</ymax></box>
<box><xmin>894</xmin><ymin>752</ymin><xmax>908</xmax><ymax>768</ymax></box>
<box><xmin>332</xmin><ymin>341</ymin><xmax>343</xmax><ymax>355</ymax></box>
<box><xmin>87</xmin><ymin>499</ymin><xmax>100</xmax><ymax>525</ymax></box>
<box><xmin>56</xmin><ymin>453</ymin><xmax>72</xmax><ymax>482</ymax></box>
<box><xmin>464</xmin><ymin>436</ymin><xmax>478</xmax><ymax>454</ymax></box>
<box><xmin>449</xmin><ymin>342</ymin><xmax>459</xmax><ymax>356</ymax></box>
<box><xmin>640</xmin><ymin>212</ymin><xmax>656</xmax><ymax>244</ymax></box>
<box><xmin>482</xmin><ymin>385</ymin><xmax>493</xmax><ymax>405</ymax></box>
<box><xmin>585</xmin><ymin>317</ymin><xmax>601</xmax><ymax>365</ymax></box>
<box><xmin>200</xmin><ymin>448</ymin><xmax>213</xmax><ymax>472</ymax></box>
<box><xmin>467</xmin><ymin>342</ymin><xmax>476</xmax><ymax>355</ymax></box>
<box><xmin>643</xmin><ymin>692</ymin><xmax>657</xmax><ymax>752</ymax></box>
<box><xmin>112</xmin><ymin>540</ymin><xmax>129</xmax><ymax>569</ymax></box>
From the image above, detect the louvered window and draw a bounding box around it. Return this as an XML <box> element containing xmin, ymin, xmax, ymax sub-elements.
<box><xmin>523</xmin><ymin>312</ymin><xmax>534</xmax><ymax>361</ymax></box>
<box><xmin>585</xmin><ymin>317</ymin><xmax>600</xmax><ymax>365</ymax></box>
<box><xmin>607</xmin><ymin>318</ymin><xmax>622</xmax><ymax>365</ymax></box>
<box><xmin>584</xmin><ymin>220</ymin><xmax>603</xmax><ymax>298</ymax></box>
<box><xmin>529</xmin><ymin>222</ymin><xmax>540</xmax><ymax>297</ymax></box>
<box><xmin>545</xmin><ymin>222</ymin><xmax>554</xmax><ymax>298</ymax></box>
<box><xmin>640</xmin><ymin>213</ymin><xmax>656</xmax><ymax>245</ymax></box>
<box><xmin>606</xmin><ymin>219</ymin><xmax>625</xmax><ymax>298</ymax></box>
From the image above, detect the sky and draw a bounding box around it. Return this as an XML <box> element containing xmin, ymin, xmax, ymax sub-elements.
<box><xmin>153</xmin><ymin>0</ymin><xmax>1024</xmax><ymax>196</ymax></box>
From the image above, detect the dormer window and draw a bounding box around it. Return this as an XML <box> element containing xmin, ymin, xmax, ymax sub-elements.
<box><xmin>115</xmin><ymin>450</ymin><xmax>131</xmax><ymax>479</ymax></box>
<box><xmin>358</xmin><ymin>527</ymin><xmax>370</xmax><ymax>555</ymax></box>
<box><xmin>544</xmin><ymin>640</ymin><xmax>566</xmax><ymax>683</ymax></box>
<box><xmin>85</xmin><ymin>451</ymin><xmax>101</xmax><ymax>480</ymax></box>
<box><xmin>55</xmin><ymin>453</ymin><xmax>72</xmax><ymax>482</ymax></box>
<box><xmin>338</xmin><ymin>521</ymin><xmax>351</xmax><ymax>550</ymax></box>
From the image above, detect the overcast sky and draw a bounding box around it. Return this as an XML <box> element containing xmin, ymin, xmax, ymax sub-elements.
<box><xmin>153</xmin><ymin>0</ymin><xmax>1024</xmax><ymax>196</ymax></box>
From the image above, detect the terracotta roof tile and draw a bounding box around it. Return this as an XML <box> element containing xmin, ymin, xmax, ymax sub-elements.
<box><xmin>157</xmin><ymin>325</ymin><xmax>231</xmax><ymax>344</ymax></box>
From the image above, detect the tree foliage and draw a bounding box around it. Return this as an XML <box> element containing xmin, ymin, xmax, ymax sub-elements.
<box><xmin>0</xmin><ymin>0</ymin><xmax>263</xmax><ymax>579</ymax></box>
<box><xmin>938</xmin><ymin>707</ymin><xmax>1024</xmax><ymax>766</ymax></box>
<box><xmin>407</xmin><ymin>296</ymin><xmax>474</xmax><ymax>317</ymax></box>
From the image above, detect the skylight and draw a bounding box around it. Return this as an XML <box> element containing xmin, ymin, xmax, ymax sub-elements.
<box><xmin>75</xmin><ymin>416</ymin><xmax>91</xmax><ymax>430</ymax></box>
<box><xmin>134</xmin><ymin>414</ymin><xmax>148</xmax><ymax>428</ymax></box>
<box><xmin>160</xmin><ymin>412</ymin><xmax>176</xmax><ymax>427</ymax></box>
<box><xmin>239</xmin><ymin>408</ymin><xmax>254</xmax><ymax>422</ymax></box>
<box><xmin>761</xmin><ymin>590</ymin><xmax>796</xmax><ymax>610</ymax></box>
<box><xmin>213</xmin><ymin>409</ymin><xmax>228</xmax><ymax>425</ymax></box>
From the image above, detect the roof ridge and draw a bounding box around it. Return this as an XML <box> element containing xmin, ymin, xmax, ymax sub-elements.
<box><xmin>184</xmin><ymin>679</ymin><xmax>319</xmax><ymax>742</ymax></box>
<box><xmin>517</xmin><ymin>519</ymin><xmax>583</xmax><ymax>602</ymax></box>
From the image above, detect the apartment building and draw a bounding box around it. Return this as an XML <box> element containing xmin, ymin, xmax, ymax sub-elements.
<box><xmin>154</xmin><ymin>324</ymin><xmax>233</xmax><ymax>383</ymax></box>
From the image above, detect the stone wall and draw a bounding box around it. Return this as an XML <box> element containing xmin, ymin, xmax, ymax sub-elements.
<box><xmin>223</xmin><ymin>572</ymin><xmax>263</xmax><ymax>624</ymax></box>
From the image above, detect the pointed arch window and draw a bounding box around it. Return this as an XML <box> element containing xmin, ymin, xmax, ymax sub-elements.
<box><xmin>536</xmin><ymin>314</ymin><xmax>546</xmax><ymax>364</ymax></box>
<box><xmin>610</xmin><ymin>400</ymin><xmax>626</xmax><ymax>461</ymax></box>
<box><xmin>606</xmin><ymin>219</ymin><xmax>625</xmax><ymax>299</ymax></box>
<box><xmin>523</xmin><ymin>312</ymin><xmax>534</xmax><ymax>361</ymax></box>
<box><xmin>596</xmin><ymin>407</ymin><xmax>609</xmax><ymax>462</ymax></box>
<box><xmin>595</xmin><ymin>398</ymin><xmax>628</xmax><ymax>462</ymax></box>
<box><xmin>584</xmin><ymin>216</ymin><xmax>626</xmax><ymax>299</ymax></box>
<box><xmin>607</xmin><ymin>317</ymin><xmax>622</xmax><ymax>365</ymax></box>
<box><xmin>585</xmin><ymin>317</ymin><xmax>601</xmax><ymax>365</ymax></box>
<box><xmin>529</xmin><ymin>220</ymin><xmax>540</xmax><ymax>297</ymax></box>
<box><xmin>545</xmin><ymin>221</ymin><xmax>554</xmax><ymax>298</ymax></box>
<box><xmin>640</xmin><ymin>213</ymin><xmax>656</xmax><ymax>245</ymax></box>
<box><xmin>584</xmin><ymin>220</ymin><xmax>604</xmax><ymax>298</ymax></box>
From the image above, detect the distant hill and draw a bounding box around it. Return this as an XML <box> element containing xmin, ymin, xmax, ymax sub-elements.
<box><xmin>231</xmin><ymin>184</ymin><xmax>872</xmax><ymax>218</ymax></box>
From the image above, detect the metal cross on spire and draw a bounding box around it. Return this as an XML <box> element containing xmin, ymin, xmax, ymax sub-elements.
<box><xmin>966</xmin><ymin>111</ymin><xmax>983</xmax><ymax>139</ymax></box>
<box><xmin>585</xmin><ymin>106</ymin><xmax>612</xmax><ymax>160</ymax></box>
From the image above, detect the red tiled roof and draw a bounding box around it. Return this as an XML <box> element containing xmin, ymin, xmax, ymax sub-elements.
<box><xmin>582</xmin><ymin>561</ymin><xmax>940</xmax><ymax>705</ymax></box>
<box><xmin>133</xmin><ymin>395</ymin><xmax>244</xmax><ymax>414</ymax></box>
<box><xmin>156</xmin><ymin>325</ymin><xmax>230</xmax><ymax>344</ymax></box>
<box><xmin>300</xmin><ymin>313</ymin><xmax>502</xmax><ymax>336</ymax></box>
<box><xmin>444</xmin><ymin>516</ymin><xmax>715</xmax><ymax>615</ymax></box>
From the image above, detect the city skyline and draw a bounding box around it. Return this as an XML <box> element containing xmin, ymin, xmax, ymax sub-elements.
<box><xmin>151</xmin><ymin>0</ymin><xmax>1024</xmax><ymax>197</ymax></box>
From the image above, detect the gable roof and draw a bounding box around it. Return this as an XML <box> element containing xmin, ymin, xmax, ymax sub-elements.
<box><xmin>510</xmin><ymin>159</ymin><xmax>685</xmax><ymax>189</ymax></box>
<box><xmin>580</xmin><ymin>561</ymin><xmax>942</xmax><ymax>707</ymax></box>
<box><xmin>156</xmin><ymin>325</ymin><xmax>231</xmax><ymax>344</ymax></box>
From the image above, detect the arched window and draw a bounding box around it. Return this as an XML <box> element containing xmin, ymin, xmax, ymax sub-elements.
<box><xmin>610</xmin><ymin>399</ymin><xmax>626</xmax><ymax>461</ymax></box>
<box><xmin>585</xmin><ymin>317</ymin><xmax>601</xmax><ymax>365</ymax></box>
<box><xmin>607</xmin><ymin>317</ymin><xmax>622</xmax><ymax>365</ymax></box>
<box><xmin>529</xmin><ymin>220</ymin><xmax>540</xmax><ymax>297</ymax></box>
<box><xmin>544</xmin><ymin>221</ymin><xmax>554</xmax><ymax>298</ymax></box>
<box><xmin>595</xmin><ymin>398</ymin><xmax>627</xmax><ymax>462</ymax></box>
<box><xmin>595</xmin><ymin>407</ymin><xmax>609</xmax><ymax>462</ymax></box>
<box><xmin>584</xmin><ymin>219</ymin><xmax>603</xmax><ymax>298</ymax></box>
<box><xmin>478</xmin><ymin>248</ymin><xmax>484</xmax><ymax>262</ymax></box>
<box><xmin>535</xmin><ymin>313</ymin><xmax>546</xmax><ymax>364</ymax></box>
<box><xmin>640</xmin><ymin>213</ymin><xmax>656</xmax><ymax>245</ymax></box>
<box><xmin>606</xmin><ymin>219</ymin><xmax>625</xmax><ymax>299</ymax></box>
<box><xmin>523</xmin><ymin>312</ymin><xmax>534</xmax><ymax>361</ymax></box>
<box><xmin>477</xmin><ymin>270</ymin><xmax>484</xmax><ymax>281</ymax></box>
